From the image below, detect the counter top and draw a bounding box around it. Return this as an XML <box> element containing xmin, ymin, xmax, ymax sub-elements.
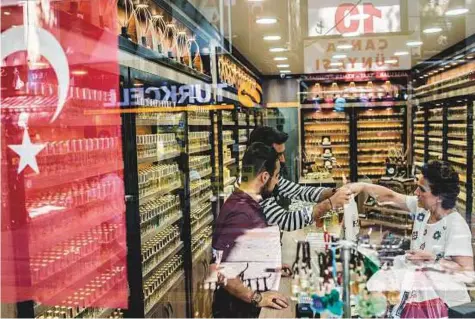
<box><xmin>259</xmin><ymin>227</ymin><xmax>319</xmax><ymax>318</ymax></box>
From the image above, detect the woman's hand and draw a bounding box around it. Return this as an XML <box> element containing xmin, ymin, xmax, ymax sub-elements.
<box><xmin>406</xmin><ymin>250</ymin><xmax>436</xmax><ymax>264</ymax></box>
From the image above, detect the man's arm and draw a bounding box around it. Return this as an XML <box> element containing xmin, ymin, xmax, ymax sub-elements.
<box><xmin>261</xmin><ymin>188</ymin><xmax>350</xmax><ymax>231</ymax></box>
<box><xmin>278</xmin><ymin>176</ymin><xmax>332</xmax><ymax>203</ymax></box>
<box><xmin>209</xmin><ymin>271</ymin><xmax>289</xmax><ymax>309</ymax></box>
<box><xmin>348</xmin><ymin>182</ymin><xmax>410</xmax><ymax>211</ymax></box>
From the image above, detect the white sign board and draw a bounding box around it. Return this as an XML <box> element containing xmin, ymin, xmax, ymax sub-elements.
<box><xmin>304</xmin><ymin>35</ymin><xmax>411</xmax><ymax>73</ymax></box>
<box><xmin>308</xmin><ymin>0</ymin><xmax>401</xmax><ymax>37</ymax></box>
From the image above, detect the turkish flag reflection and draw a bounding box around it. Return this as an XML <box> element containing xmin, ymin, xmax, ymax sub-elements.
<box><xmin>1</xmin><ymin>0</ymin><xmax>127</xmax><ymax>310</ymax></box>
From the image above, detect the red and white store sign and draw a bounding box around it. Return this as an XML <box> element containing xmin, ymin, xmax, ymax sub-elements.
<box><xmin>1</xmin><ymin>0</ymin><xmax>127</xmax><ymax>308</ymax></box>
<box><xmin>304</xmin><ymin>35</ymin><xmax>411</xmax><ymax>73</ymax></box>
<box><xmin>308</xmin><ymin>0</ymin><xmax>401</xmax><ymax>37</ymax></box>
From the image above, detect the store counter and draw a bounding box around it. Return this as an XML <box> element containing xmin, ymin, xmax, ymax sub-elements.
<box><xmin>259</xmin><ymin>226</ymin><xmax>319</xmax><ymax>318</ymax></box>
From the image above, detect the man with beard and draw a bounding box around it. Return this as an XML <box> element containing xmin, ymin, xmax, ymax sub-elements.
<box><xmin>248</xmin><ymin>126</ymin><xmax>350</xmax><ymax>231</ymax></box>
<box><xmin>212</xmin><ymin>142</ymin><xmax>289</xmax><ymax>317</ymax></box>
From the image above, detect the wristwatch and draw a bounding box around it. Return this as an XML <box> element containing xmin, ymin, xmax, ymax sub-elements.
<box><xmin>251</xmin><ymin>291</ymin><xmax>262</xmax><ymax>307</ymax></box>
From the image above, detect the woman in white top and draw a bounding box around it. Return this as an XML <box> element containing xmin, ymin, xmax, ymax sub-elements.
<box><xmin>349</xmin><ymin>160</ymin><xmax>473</xmax><ymax>308</ymax></box>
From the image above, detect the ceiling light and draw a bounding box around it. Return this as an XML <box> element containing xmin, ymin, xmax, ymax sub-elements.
<box><xmin>31</xmin><ymin>62</ymin><xmax>49</xmax><ymax>67</ymax></box>
<box><xmin>445</xmin><ymin>8</ymin><xmax>469</xmax><ymax>16</ymax></box>
<box><xmin>394</xmin><ymin>51</ymin><xmax>409</xmax><ymax>56</ymax></box>
<box><xmin>451</xmin><ymin>62</ymin><xmax>458</xmax><ymax>65</ymax></box>
<box><xmin>277</xmin><ymin>64</ymin><xmax>290</xmax><ymax>68</ymax></box>
<box><xmin>406</xmin><ymin>40</ymin><xmax>423</xmax><ymax>47</ymax></box>
<box><xmin>342</xmin><ymin>31</ymin><xmax>360</xmax><ymax>37</ymax></box>
<box><xmin>386</xmin><ymin>59</ymin><xmax>398</xmax><ymax>64</ymax></box>
<box><xmin>280</xmin><ymin>70</ymin><xmax>291</xmax><ymax>74</ymax></box>
<box><xmin>423</xmin><ymin>27</ymin><xmax>442</xmax><ymax>34</ymax></box>
<box><xmin>336</xmin><ymin>44</ymin><xmax>353</xmax><ymax>50</ymax></box>
<box><xmin>71</xmin><ymin>70</ymin><xmax>87</xmax><ymax>75</ymax></box>
<box><xmin>327</xmin><ymin>68</ymin><xmax>340</xmax><ymax>72</ymax></box>
<box><xmin>439</xmin><ymin>68</ymin><xmax>444</xmax><ymax>71</ymax></box>
<box><xmin>348</xmin><ymin>13</ymin><xmax>370</xmax><ymax>20</ymax></box>
<box><xmin>332</xmin><ymin>54</ymin><xmax>347</xmax><ymax>59</ymax></box>
<box><xmin>136</xmin><ymin>4</ymin><xmax>149</xmax><ymax>9</ymax></box>
<box><xmin>419</xmin><ymin>76</ymin><xmax>424</xmax><ymax>79</ymax></box>
<box><xmin>3</xmin><ymin>11</ymin><xmax>11</xmax><ymax>15</ymax></box>
<box><xmin>269</xmin><ymin>47</ymin><xmax>286</xmax><ymax>52</ymax></box>
<box><xmin>274</xmin><ymin>57</ymin><xmax>288</xmax><ymax>61</ymax></box>
<box><xmin>256</xmin><ymin>17</ymin><xmax>277</xmax><ymax>24</ymax></box>
<box><xmin>330</xmin><ymin>62</ymin><xmax>343</xmax><ymax>66</ymax></box>
<box><xmin>263</xmin><ymin>35</ymin><xmax>281</xmax><ymax>41</ymax></box>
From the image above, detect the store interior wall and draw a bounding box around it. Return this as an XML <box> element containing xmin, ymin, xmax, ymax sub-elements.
<box><xmin>263</xmin><ymin>78</ymin><xmax>300</xmax><ymax>182</ymax></box>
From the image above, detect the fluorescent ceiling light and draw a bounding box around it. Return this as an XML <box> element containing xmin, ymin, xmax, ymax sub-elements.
<box><xmin>406</xmin><ymin>40</ymin><xmax>423</xmax><ymax>47</ymax></box>
<box><xmin>451</xmin><ymin>62</ymin><xmax>458</xmax><ymax>65</ymax></box>
<box><xmin>280</xmin><ymin>70</ymin><xmax>291</xmax><ymax>74</ymax></box>
<box><xmin>332</xmin><ymin>54</ymin><xmax>347</xmax><ymax>59</ymax></box>
<box><xmin>274</xmin><ymin>57</ymin><xmax>288</xmax><ymax>61</ymax></box>
<box><xmin>327</xmin><ymin>68</ymin><xmax>340</xmax><ymax>72</ymax></box>
<box><xmin>423</xmin><ymin>27</ymin><xmax>442</xmax><ymax>34</ymax></box>
<box><xmin>256</xmin><ymin>17</ymin><xmax>277</xmax><ymax>24</ymax></box>
<box><xmin>445</xmin><ymin>8</ymin><xmax>469</xmax><ymax>16</ymax></box>
<box><xmin>330</xmin><ymin>62</ymin><xmax>343</xmax><ymax>66</ymax></box>
<box><xmin>277</xmin><ymin>64</ymin><xmax>290</xmax><ymax>68</ymax></box>
<box><xmin>385</xmin><ymin>59</ymin><xmax>398</xmax><ymax>64</ymax></box>
<box><xmin>348</xmin><ymin>13</ymin><xmax>370</xmax><ymax>20</ymax></box>
<box><xmin>71</xmin><ymin>70</ymin><xmax>87</xmax><ymax>75</ymax></box>
<box><xmin>263</xmin><ymin>35</ymin><xmax>281</xmax><ymax>41</ymax></box>
<box><xmin>31</xmin><ymin>61</ymin><xmax>48</xmax><ymax>67</ymax></box>
<box><xmin>269</xmin><ymin>47</ymin><xmax>286</xmax><ymax>52</ymax></box>
<box><xmin>394</xmin><ymin>51</ymin><xmax>409</xmax><ymax>56</ymax></box>
<box><xmin>342</xmin><ymin>31</ymin><xmax>360</xmax><ymax>37</ymax></box>
<box><xmin>3</xmin><ymin>11</ymin><xmax>11</xmax><ymax>15</ymax></box>
<box><xmin>336</xmin><ymin>44</ymin><xmax>353</xmax><ymax>50</ymax></box>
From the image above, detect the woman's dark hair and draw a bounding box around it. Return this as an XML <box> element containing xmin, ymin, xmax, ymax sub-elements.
<box><xmin>421</xmin><ymin>160</ymin><xmax>460</xmax><ymax>209</ymax></box>
<box><xmin>241</xmin><ymin>142</ymin><xmax>279</xmax><ymax>182</ymax></box>
<box><xmin>249</xmin><ymin>126</ymin><xmax>289</xmax><ymax>146</ymax></box>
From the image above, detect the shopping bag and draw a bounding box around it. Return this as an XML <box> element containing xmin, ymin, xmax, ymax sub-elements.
<box><xmin>392</xmin><ymin>270</ymin><xmax>448</xmax><ymax>319</ymax></box>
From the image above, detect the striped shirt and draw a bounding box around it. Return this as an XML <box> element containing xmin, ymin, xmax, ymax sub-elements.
<box><xmin>261</xmin><ymin>176</ymin><xmax>329</xmax><ymax>231</ymax></box>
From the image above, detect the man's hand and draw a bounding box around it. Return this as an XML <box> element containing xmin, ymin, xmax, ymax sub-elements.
<box><xmin>329</xmin><ymin>186</ymin><xmax>352</xmax><ymax>209</ymax></box>
<box><xmin>258</xmin><ymin>291</ymin><xmax>289</xmax><ymax>309</ymax></box>
<box><xmin>406</xmin><ymin>250</ymin><xmax>436</xmax><ymax>264</ymax></box>
<box><xmin>347</xmin><ymin>182</ymin><xmax>365</xmax><ymax>195</ymax></box>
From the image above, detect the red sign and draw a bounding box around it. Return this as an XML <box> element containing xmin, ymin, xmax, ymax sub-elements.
<box><xmin>1</xmin><ymin>0</ymin><xmax>127</xmax><ymax>309</ymax></box>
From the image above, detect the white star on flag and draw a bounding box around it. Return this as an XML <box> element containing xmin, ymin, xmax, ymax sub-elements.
<box><xmin>8</xmin><ymin>129</ymin><xmax>46</xmax><ymax>174</ymax></box>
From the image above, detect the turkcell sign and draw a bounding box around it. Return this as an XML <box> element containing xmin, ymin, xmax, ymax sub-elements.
<box><xmin>119</xmin><ymin>83</ymin><xmax>228</xmax><ymax>107</ymax></box>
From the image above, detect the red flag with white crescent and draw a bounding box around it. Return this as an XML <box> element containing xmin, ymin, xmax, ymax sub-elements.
<box><xmin>1</xmin><ymin>0</ymin><xmax>127</xmax><ymax>309</ymax></box>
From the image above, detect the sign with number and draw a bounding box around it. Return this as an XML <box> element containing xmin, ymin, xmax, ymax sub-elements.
<box><xmin>304</xmin><ymin>35</ymin><xmax>411</xmax><ymax>73</ymax></box>
<box><xmin>308</xmin><ymin>0</ymin><xmax>401</xmax><ymax>37</ymax></box>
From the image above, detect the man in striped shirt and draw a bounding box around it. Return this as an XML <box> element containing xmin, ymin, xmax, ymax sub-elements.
<box><xmin>249</xmin><ymin>126</ymin><xmax>350</xmax><ymax>231</ymax></box>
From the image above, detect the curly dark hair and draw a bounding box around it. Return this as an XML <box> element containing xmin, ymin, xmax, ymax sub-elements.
<box><xmin>421</xmin><ymin>160</ymin><xmax>460</xmax><ymax>210</ymax></box>
<box><xmin>249</xmin><ymin>126</ymin><xmax>288</xmax><ymax>147</ymax></box>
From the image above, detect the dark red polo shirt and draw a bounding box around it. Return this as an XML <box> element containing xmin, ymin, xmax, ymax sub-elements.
<box><xmin>212</xmin><ymin>189</ymin><xmax>267</xmax><ymax>262</ymax></box>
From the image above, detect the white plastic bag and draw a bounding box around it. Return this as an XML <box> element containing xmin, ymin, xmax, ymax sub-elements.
<box><xmin>342</xmin><ymin>195</ymin><xmax>359</xmax><ymax>242</ymax></box>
